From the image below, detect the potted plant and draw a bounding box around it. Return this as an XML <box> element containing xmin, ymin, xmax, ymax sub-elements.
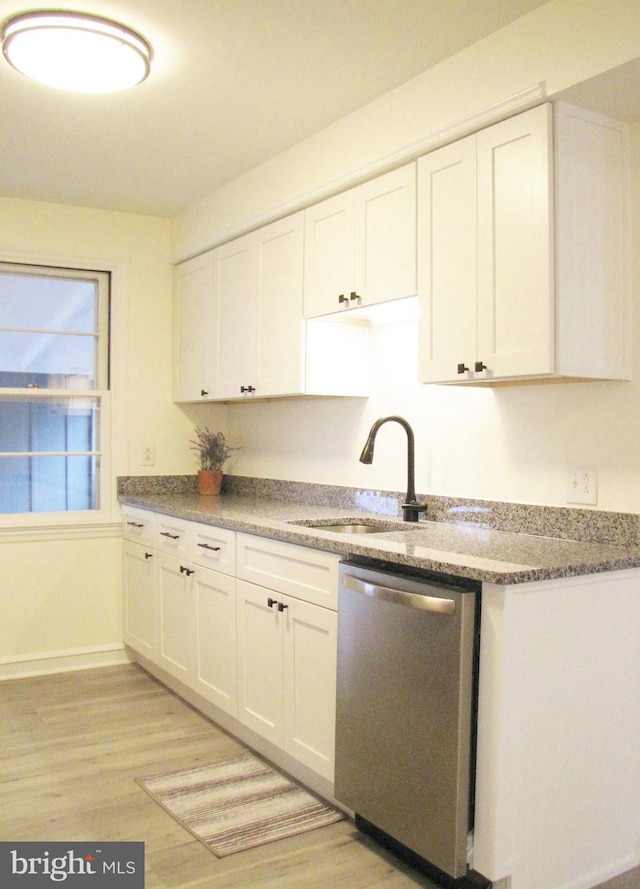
<box><xmin>190</xmin><ymin>427</ymin><xmax>239</xmax><ymax>495</ymax></box>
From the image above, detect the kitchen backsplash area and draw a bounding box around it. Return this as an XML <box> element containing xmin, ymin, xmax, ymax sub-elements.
<box><xmin>117</xmin><ymin>475</ymin><xmax>640</xmax><ymax>548</ymax></box>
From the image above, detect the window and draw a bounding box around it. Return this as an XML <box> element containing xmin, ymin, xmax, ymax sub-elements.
<box><xmin>0</xmin><ymin>262</ymin><xmax>110</xmax><ymax>517</ymax></box>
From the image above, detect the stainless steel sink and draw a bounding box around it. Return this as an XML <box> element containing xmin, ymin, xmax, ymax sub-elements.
<box><xmin>298</xmin><ymin>521</ymin><xmax>401</xmax><ymax>534</ymax></box>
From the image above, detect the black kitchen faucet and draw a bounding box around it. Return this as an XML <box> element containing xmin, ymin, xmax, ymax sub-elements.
<box><xmin>359</xmin><ymin>415</ymin><xmax>428</xmax><ymax>522</ymax></box>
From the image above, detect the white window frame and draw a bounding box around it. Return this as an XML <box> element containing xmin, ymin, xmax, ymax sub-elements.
<box><xmin>0</xmin><ymin>252</ymin><xmax>127</xmax><ymax>533</ymax></box>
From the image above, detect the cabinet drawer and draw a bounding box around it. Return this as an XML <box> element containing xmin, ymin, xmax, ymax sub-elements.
<box><xmin>236</xmin><ymin>533</ymin><xmax>339</xmax><ymax>610</ymax></box>
<box><xmin>122</xmin><ymin>506</ymin><xmax>155</xmax><ymax>545</ymax></box>
<box><xmin>155</xmin><ymin>514</ymin><xmax>190</xmax><ymax>556</ymax></box>
<box><xmin>189</xmin><ymin>523</ymin><xmax>236</xmax><ymax>575</ymax></box>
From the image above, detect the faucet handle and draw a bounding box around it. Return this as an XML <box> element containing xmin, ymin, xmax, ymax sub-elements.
<box><xmin>402</xmin><ymin>501</ymin><xmax>428</xmax><ymax>522</ymax></box>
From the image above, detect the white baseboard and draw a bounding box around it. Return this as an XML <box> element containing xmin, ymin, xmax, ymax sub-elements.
<box><xmin>0</xmin><ymin>644</ymin><xmax>133</xmax><ymax>680</ymax></box>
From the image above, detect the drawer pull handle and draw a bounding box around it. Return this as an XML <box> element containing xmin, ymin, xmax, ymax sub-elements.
<box><xmin>127</xmin><ymin>521</ymin><xmax>144</xmax><ymax>528</ymax></box>
<box><xmin>197</xmin><ymin>543</ymin><xmax>221</xmax><ymax>551</ymax></box>
<box><xmin>160</xmin><ymin>531</ymin><xmax>180</xmax><ymax>540</ymax></box>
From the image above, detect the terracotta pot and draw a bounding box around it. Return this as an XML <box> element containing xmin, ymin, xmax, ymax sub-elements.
<box><xmin>197</xmin><ymin>469</ymin><xmax>223</xmax><ymax>495</ymax></box>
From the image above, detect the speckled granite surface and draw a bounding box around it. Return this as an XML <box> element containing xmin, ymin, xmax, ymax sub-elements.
<box><xmin>117</xmin><ymin>475</ymin><xmax>640</xmax><ymax>585</ymax></box>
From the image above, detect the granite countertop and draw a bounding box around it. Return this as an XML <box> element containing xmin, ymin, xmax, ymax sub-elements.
<box><xmin>118</xmin><ymin>489</ymin><xmax>640</xmax><ymax>585</ymax></box>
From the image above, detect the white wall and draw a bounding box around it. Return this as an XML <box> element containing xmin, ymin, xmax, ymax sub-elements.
<box><xmin>224</xmin><ymin>143</ymin><xmax>640</xmax><ymax>511</ymax></box>
<box><xmin>171</xmin><ymin>0</ymin><xmax>640</xmax><ymax>261</ymax></box>
<box><xmin>0</xmin><ymin>197</ymin><xmax>225</xmax><ymax>670</ymax></box>
<box><xmin>5</xmin><ymin>0</ymin><xmax>640</xmax><ymax>670</ymax></box>
<box><xmin>173</xmin><ymin>0</ymin><xmax>640</xmax><ymax>514</ymax></box>
<box><xmin>226</xmin><ymin>246</ymin><xmax>640</xmax><ymax>513</ymax></box>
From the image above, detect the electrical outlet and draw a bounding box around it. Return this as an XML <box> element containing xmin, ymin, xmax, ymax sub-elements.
<box><xmin>567</xmin><ymin>465</ymin><xmax>597</xmax><ymax>505</ymax></box>
<box><xmin>141</xmin><ymin>444</ymin><xmax>155</xmax><ymax>467</ymax></box>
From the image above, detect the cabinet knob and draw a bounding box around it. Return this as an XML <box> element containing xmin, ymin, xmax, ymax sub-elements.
<box><xmin>144</xmin><ymin>552</ymin><xmax>153</xmax><ymax>560</ymax></box>
<box><xmin>277</xmin><ymin>601</ymin><xmax>288</xmax><ymax>612</ymax></box>
<box><xmin>475</xmin><ymin>361</ymin><xmax>487</xmax><ymax>372</ymax></box>
<box><xmin>240</xmin><ymin>385</ymin><xmax>256</xmax><ymax>394</ymax></box>
<box><xmin>200</xmin><ymin>389</ymin><xmax>209</xmax><ymax>397</ymax></box>
<box><xmin>267</xmin><ymin>597</ymin><xmax>277</xmax><ymax>608</ymax></box>
<box><xmin>457</xmin><ymin>363</ymin><xmax>469</xmax><ymax>374</ymax></box>
<box><xmin>349</xmin><ymin>291</ymin><xmax>361</xmax><ymax>303</ymax></box>
<box><xmin>179</xmin><ymin>565</ymin><xmax>194</xmax><ymax>576</ymax></box>
<box><xmin>338</xmin><ymin>294</ymin><xmax>349</xmax><ymax>304</ymax></box>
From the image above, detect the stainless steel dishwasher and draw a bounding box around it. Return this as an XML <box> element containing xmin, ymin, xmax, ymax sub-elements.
<box><xmin>334</xmin><ymin>559</ymin><xmax>483</xmax><ymax>887</ymax></box>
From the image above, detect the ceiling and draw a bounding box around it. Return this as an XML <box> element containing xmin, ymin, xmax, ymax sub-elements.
<box><xmin>0</xmin><ymin>0</ymin><xmax>582</xmax><ymax>218</ymax></box>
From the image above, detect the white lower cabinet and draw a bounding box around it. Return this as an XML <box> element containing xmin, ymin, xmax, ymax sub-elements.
<box><xmin>282</xmin><ymin>594</ymin><xmax>337</xmax><ymax>779</ymax></box>
<box><xmin>121</xmin><ymin>509</ymin><xmax>339</xmax><ymax>784</ymax></box>
<box><xmin>145</xmin><ymin>551</ymin><xmax>239</xmax><ymax>716</ymax></box>
<box><xmin>236</xmin><ymin>533</ymin><xmax>340</xmax><ymax>782</ymax></box>
<box><xmin>193</xmin><ymin>566</ymin><xmax>237</xmax><ymax>717</ymax></box>
<box><xmin>122</xmin><ymin>539</ymin><xmax>157</xmax><ymax>660</ymax></box>
<box><xmin>236</xmin><ymin>580</ymin><xmax>284</xmax><ymax>745</ymax></box>
<box><xmin>236</xmin><ymin>579</ymin><xmax>337</xmax><ymax>781</ymax></box>
<box><xmin>156</xmin><ymin>552</ymin><xmax>196</xmax><ymax>684</ymax></box>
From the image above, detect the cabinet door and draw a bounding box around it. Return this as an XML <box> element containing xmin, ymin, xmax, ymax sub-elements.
<box><xmin>418</xmin><ymin>136</ymin><xmax>477</xmax><ymax>383</ymax></box>
<box><xmin>554</xmin><ymin>103</ymin><xmax>630</xmax><ymax>380</ymax></box>
<box><xmin>255</xmin><ymin>213</ymin><xmax>305</xmax><ymax>396</ymax></box>
<box><xmin>303</xmin><ymin>190</ymin><xmax>355</xmax><ymax>318</ymax></box>
<box><xmin>283</xmin><ymin>597</ymin><xmax>337</xmax><ymax>781</ymax></box>
<box><xmin>236</xmin><ymin>580</ymin><xmax>284</xmax><ymax>746</ymax></box>
<box><xmin>354</xmin><ymin>163</ymin><xmax>417</xmax><ymax>308</ymax></box>
<box><xmin>173</xmin><ymin>252</ymin><xmax>217</xmax><ymax>402</ymax></box>
<box><xmin>213</xmin><ymin>234</ymin><xmax>256</xmax><ymax>398</ymax></box>
<box><xmin>193</xmin><ymin>567</ymin><xmax>237</xmax><ymax>717</ymax></box>
<box><xmin>476</xmin><ymin>104</ymin><xmax>553</xmax><ymax>379</ymax></box>
<box><xmin>122</xmin><ymin>540</ymin><xmax>157</xmax><ymax>659</ymax></box>
<box><xmin>156</xmin><ymin>553</ymin><xmax>194</xmax><ymax>683</ymax></box>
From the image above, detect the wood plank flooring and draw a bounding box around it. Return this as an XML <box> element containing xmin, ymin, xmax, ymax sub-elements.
<box><xmin>0</xmin><ymin>663</ymin><xmax>637</xmax><ymax>889</ymax></box>
<box><xmin>0</xmin><ymin>664</ymin><xmax>442</xmax><ymax>889</ymax></box>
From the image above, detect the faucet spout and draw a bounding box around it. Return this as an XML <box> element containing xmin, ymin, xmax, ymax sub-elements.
<box><xmin>359</xmin><ymin>415</ymin><xmax>427</xmax><ymax>522</ymax></box>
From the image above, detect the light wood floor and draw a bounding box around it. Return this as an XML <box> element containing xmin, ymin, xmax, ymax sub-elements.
<box><xmin>0</xmin><ymin>663</ymin><xmax>638</xmax><ymax>889</ymax></box>
<box><xmin>0</xmin><ymin>663</ymin><xmax>442</xmax><ymax>889</ymax></box>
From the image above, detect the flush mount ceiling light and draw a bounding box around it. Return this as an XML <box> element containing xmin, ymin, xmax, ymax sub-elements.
<box><xmin>2</xmin><ymin>9</ymin><xmax>152</xmax><ymax>92</ymax></box>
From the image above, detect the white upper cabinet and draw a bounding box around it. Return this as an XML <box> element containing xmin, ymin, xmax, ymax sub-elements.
<box><xmin>476</xmin><ymin>106</ymin><xmax>553</xmax><ymax>380</ymax></box>
<box><xmin>212</xmin><ymin>213</ymin><xmax>307</xmax><ymax>400</ymax></box>
<box><xmin>303</xmin><ymin>189</ymin><xmax>354</xmax><ymax>317</ymax></box>
<box><xmin>212</xmin><ymin>232</ymin><xmax>256</xmax><ymax>399</ymax></box>
<box><xmin>416</xmin><ymin>135</ymin><xmax>478</xmax><ymax>382</ymax></box>
<box><xmin>418</xmin><ymin>102</ymin><xmax>630</xmax><ymax>384</ymax></box>
<box><xmin>174</xmin><ymin>210</ymin><xmax>370</xmax><ymax>402</ymax></box>
<box><xmin>173</xmin><ymin>252</ymin><xmax>217</xmax><ymax>401</ymax></box>
<box><xmin>304</xmin><ymin>163</ymin><xmax>417</xmax><ymax>318</ymax></box>
<box><xmin>554</xmin><ymin>103</ymin><xmax>630</xmax><ymax>380</ymax></box>
<box><xmin>253</xmin><ymin>214</ymin><xmax>306</xmax><ymax>397</ymax></box>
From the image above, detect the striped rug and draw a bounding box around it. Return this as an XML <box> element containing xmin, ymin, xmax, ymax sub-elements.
<box><xmin>137</xmin><ymin>752</ymin><xmax>344</xmax><ymax>856</ymax></box>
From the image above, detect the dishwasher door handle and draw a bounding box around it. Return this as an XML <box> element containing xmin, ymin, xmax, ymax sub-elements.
<box><xmin>342</xmin><ymin>573</ymin><xmax>456</xmax><ymax>614</ymax></box>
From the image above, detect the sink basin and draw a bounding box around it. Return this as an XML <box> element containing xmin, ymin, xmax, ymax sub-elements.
<box><xmin>299</xmin><ymin>521</ymin><xmax>401</xmax><ymax>535</ymax></box>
